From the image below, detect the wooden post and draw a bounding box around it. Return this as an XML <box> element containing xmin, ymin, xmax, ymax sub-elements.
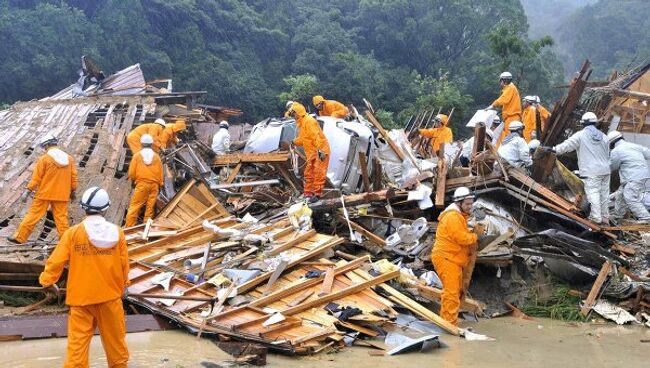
<box><xmin>580</xmin><ymin>261</ymin><xmax>612</xmax><ymax>316</ymax></box>
<box><xmin>358</xmin><ymin>152</ymin><xmax>371</xmax><ymax>192</ymax></box>
<box><xmin>365</xmin><ymin>110</ymin><xmax>405</xmax><ymax>161</ymax></box>
<box><xmin>435</xmin><ymin>143</ymin><xmax>447</xmax><ymax>208</ymax></box>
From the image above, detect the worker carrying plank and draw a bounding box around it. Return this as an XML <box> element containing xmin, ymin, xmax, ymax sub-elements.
<box><xmin>286</xmin><ymin>101</ymin><xmax>330</xmax><ymax>203</ymax></box>
<box><xmin>607</xmin><ymin>130</ymin><xmax>650</xmax><ymax>223</ymax></box>
<box><xmin>430</xmin><ymin>187</ymin><xmax>480</xmax><ymax>326</ymax></box>
<box><xmin>125</xmin><ymin>134</ymin><xmax>164</xmax><ymax>227</ymax></box>
<box><xmin>39</xmin><ymin>187</ymin><xmax>130</xmax><ymax>367</ymax></box>
<box><xmin>160</xmin><ymin>119</ymin><xmax>187</xmax><ymax>150</ymax></box>
<box><xmin>126</xmin><ymin>118</ymin><xmax>166</xmax><ymax>154</ymax></box>
<box><xmin>312</xmin><ymin>95</ymin><xmax>349</xmax><ymax>119</ymax></box>
<box><xmin>541</xmin><ymin>112</ymin><xmax>610</xmax><ymax>225</ymax></box>
<box><xmin>487</xmin><ymin>72</ymin><xmax>522</xmax><ymax>145</ymax></box>
<box><xmin>418</xmin><ymin>113</ymin><xmax>453</xmax><ymax>154</ymax></box>
<box><xmin>10</xmin><ymin>134</ymin><xmax>78</xmax><ymax>244</ymax></box>
<box><xmin>211</xmin><ymin>120</ymin><xmax>231</xmax><ymax>155</ymax></box>
<box><xmin>497</xmin><ymin>121</ymin><xmax>533</xmax><ymax>170</ymax></box>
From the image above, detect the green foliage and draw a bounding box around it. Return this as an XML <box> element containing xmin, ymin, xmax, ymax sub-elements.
<box><xmin>278</xmin><ymin>74</ymin><xmax>319</xmax><ymax>109</ymax></box>
<box><xmin>0</xmin><ymin>0</ymin><xmax>568</xmax><ymax>127</ymax></box>
<box><xmin>373</xmin><ymin>109</ymin><xmax>397</xmax><ymax>129</ymax></box>
<box><xmin>522</xmin><ymin>284</ymin><xmax>586</xmax><ymax>321</ymax></box>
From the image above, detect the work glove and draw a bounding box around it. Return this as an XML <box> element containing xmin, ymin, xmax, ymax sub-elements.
<box><xmin>540</xmin><ymin>146</ymin><xmax>555</xmax><ymax>153</ymax></box>
<box><xmin>20</xmin><ymin>190</ymin><xmax>33</xmax><ymax>203</ymax></box>
<box><xmin>44</xmin><ymin>284</ymin><xmax>60</xmax><ymax>298</ymax></box>
<box><xmin>317</xmin><ymin>149</ymin><xmax>326</xmax><ymax>161</ymax></box>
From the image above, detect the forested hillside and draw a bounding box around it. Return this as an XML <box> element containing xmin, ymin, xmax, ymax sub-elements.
<box><xmin>0</xmin><ymin>0</ymin><xmax>564</xmax><ymax>124</ymax></box>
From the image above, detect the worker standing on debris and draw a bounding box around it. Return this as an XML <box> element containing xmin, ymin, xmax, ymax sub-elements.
<box><xmin>497</xmin><ymin>121</ymin><xmax>533</xmax><ymax>169</ymax></box>
<box><xmin>418</xmin><ymin>114</ymin><xmax>453</xmax><ymax>154</ymax></box>
<box><xmin>312</xmin><ymin>95</ymin><xmax>349</xmax><ymax>119</ymax></box>
<box><xmin>211</xmin><ymin>120</ymin><xmax>231</xmax><ymax>155</ymax></box>
<box><xmin>521</xmin><ymin>96</ymin><xmax>539</xmax><ymax>142</ymax></box>
<box><xmin>487</xmin><ymin>72</ymin><xmax>521</xmax><ymax>145</ymax></box>
<box><xmin>10</xmin><ymin>134</ymin><xmax>78</xmax><ymax>244</ymax></box>
<box><xmin>607</xmin><ymin>130</ymin><xmax>650</xmax><ymax>223</ymax></box>
<box><xmin>543</xmin><ymin>112</ymin><xmax>610</xmax><ymax>224</ymax></box>
<box><xmin>431</xmin><ymin>187</ymin><xmax>479</xmax><ymax>326</ymax></box>
<box><xmin>126</xmin><ymin>118</ymin><xmax>166</xmax><ymax>154</ymax></box>
<box><xmin>287</xmin><ymin>101</ymin><xmax>330</xmax><ymax>203</ymax></box>
<box><xmin>535</xmin><ymin>96</ymin><xmax>551</xmax><ymax>136</ymax></box>
<box><xmin>39</xmin><ymin>187</ymin><xmax>129</xmax><ymax>367</ymax></box>
<box><xmin>160</xmin><ymin>119</ymin><xmax>187</xmax><ymax>150</ymax></box>
<box><xmin>125</xmin><ymin>134</ymin><xmax>163</xmax><ymax>227</ymax></box>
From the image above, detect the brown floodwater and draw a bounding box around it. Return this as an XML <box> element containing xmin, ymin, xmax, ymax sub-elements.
<box><xmin>1</xmin><ymin>317</ymin><xmax>648</xmax><ymax>367</ymax></box>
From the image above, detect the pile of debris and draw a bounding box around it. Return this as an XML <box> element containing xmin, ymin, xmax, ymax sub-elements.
<box><xmin>1</xmin><ymin>58</ymin><xmax>650</xmax><ymax>358</ymax></box>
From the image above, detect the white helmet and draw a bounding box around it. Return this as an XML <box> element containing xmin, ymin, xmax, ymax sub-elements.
<box><xmin>528</xmin><ymin>139</ymin><xmax>540</xmax><ymax>151</ymax></box>
<box><xmin>523</xmin><ymin>95</ymin><xmax>536</xmax><ymax>103</ymax></box>
<box><xmin>140</xmin><ymin>134</ymin><xmax>154</xmax><ymax>145</ymax></box>
<box><xmin>607</xmin><ymin>130</ymin><xmax>623</xmax><ymax>143</ymax></box>
<box><xmin>535</xmin><ymin>96</ymin><xmax>541</xmax><ymax>104</ymax></box>
<box><xmin>499</xmin><ymin>71</ymin><xmax>513</xmax><ymax>80</ymax></box>
<box><xmin>453</xmin><ymin>187</ymin><xmax>475</xmax><ymax>202</ymax></box>
<box><xmin>509</xmin><ymin>120</ymin><xmax>524</xmax><ymax>131</ymax></box>
<box><xmin>492</xmin><ymin>115</ymin><xmax>501</xmax><ymax>123</ymax></box>
<box><xmin>219</xmin><ymin>120</ymin><xmax>229</xmax><ymax>128</ymax></box>
<box><xmin>38</xmin><ymin>133</ymin><xmax>58</xmax><ymax>147</ymax></box>
<box><xmin>285</xmin><ymin>100</ymin><xmax>294</xmax><ymax>109</ymax></box>
<box><xmin>580</xmin><ymin>112</ymin><xmax>598</xmax><ymax>125</ymax></box>
<box><xmin>80</xmin><ymin>187</ymin><xmax>110</xmax><ymax>213</ymax></box>
<box><xmin>154</xmin><ymin>118</ymin><xmax>166</xmax><ymax>127</ymax></box>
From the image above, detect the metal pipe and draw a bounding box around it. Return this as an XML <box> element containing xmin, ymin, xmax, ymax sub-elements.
<box><xmin>210</xmin><ymin>179</ymin><xmax>279</xmax><ymax>190</ymax></box>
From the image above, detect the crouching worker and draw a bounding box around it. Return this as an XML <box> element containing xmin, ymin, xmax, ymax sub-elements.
<box><xmin>125</xmin><ymin>134</ymin><xmax>163</xmax><ymax>227</ymax></box>
<box><xmin>431</xmin><ymin>187</ymin><xmax>478</xmax><ymax>326</ymax></box>
<box><xmin>39</xmin><ymin>187</ymin><xmax>129</xmax><ymax>367</ymax></box>
<box><xmin>10</xmin><ymin>134</ymin><xmax>77</xmax><ymax>244</ymax></box>
<box><xmin>497</xmin><ymin>121</ymin><xmax>532</xmax><ymax>170</ymax></box>
<box><xmin>287</xmin><ymin>101</ymin><xmax>330</xmax><ymax>203</ymax></box>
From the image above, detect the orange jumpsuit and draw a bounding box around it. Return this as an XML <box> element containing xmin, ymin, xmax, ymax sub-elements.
<box><xmin>292</xmin><ymin>103</ymin><xmax>330</xmax><ymax>196</ymax></box>
<box><xmin>522</xmin><ymin>105</ymin><xmax>538</xmax><ymax>142</ymax></box>
<box><xmin>13</xmin><ymin>147</ymin><xmax>78</xmax><ymax>243</ymax></box>
<box><xmin>39</xmin><ymin>216</ymin><xmax>130</xmax><ymax>367</ymax></box>
<box><xmin>125</xmin><ymin>149</ymin><xmax>163</xmax><ymax>227</ymax></box>
<box><xmin>126</xmin><ymin>123</ymin><xmax>164</xmax><ymax>154</ymax></box>
<box><xmin>431</xmin><ymin>203</ymin><xmax>478</xmax><ymax>325</ymax></box>
<box><xmin>538</xmin><ymin>104</ymin><xmax>550</xmax><ymax>134</ymax></box>
<box><xmin>318</xmin><ymin>100</ymin><xmax>349</xmax><ymax>119</ymax></box>
<box><xmin>419</xmin><ymin>114</ymin><xmax>453</xmax><ymax>153</ymax></box>
<box><xmin>493</xmin><ymin>83</ymin><xmax>522</xmax><ymax>144</ymax></box>
<box><xmin>160</xmin><ymin>121</ymin><xmax>187</xmax><ymax>150</ymax></box>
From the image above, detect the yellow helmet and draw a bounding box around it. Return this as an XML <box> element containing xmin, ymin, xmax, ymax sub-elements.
<box><xmin>289</xmin><ymin>102</ymin><xmax>307</xmax><ymax>118</ymax></box>
<box><xmin>312</xmin><ymin>95</ymin><xmax>325</xmax><ymax>107</ymax></box>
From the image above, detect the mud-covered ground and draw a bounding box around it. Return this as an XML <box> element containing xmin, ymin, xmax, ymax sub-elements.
<box><xmin>1</xmin><ymin>316</ymin><xmax>648</xmax><ymax>367</ymax></box>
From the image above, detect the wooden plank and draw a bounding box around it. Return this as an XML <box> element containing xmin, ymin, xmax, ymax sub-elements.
<box><xmin>580</xmin><ymin>261</ymin><xmax>612</xmax><ymax>316</ymax></box>
<box><xmin>337</xmin><ymin>216</ymin><xmax>386</xmax><ymax>247</ymax></box>
<box><xmin>372</xmin><ymin>157</ymin><xmax>383</xmax><ymax>191</ymax></box>
<box><xmin>213</xmin><ymin>152</ymin><xmax>290</xmax><ymax>165</ymax></box>
<box><xmin>413</xmin><ymin>284</ymin><xmax>485</xmax><ymax>314</ymax></box>
<box><xmin>358</xmin><ymin>152</ymin><xmax>371</xmax><ymax>192</ymax></box>
<box><xmin>267</xmin><ymin>229</ymin><xmax>317</xmax><ymax>256</ymax></box>
<box><xmin>225</xmin><ymin>163</ymin><xmax>242</xmax><ymax>184</ymax></box>
<box><xmin>365</xmin><ymin>110</ymin><xmax>405</xmax><ymax>161</ymax></box>
<box><xmin>507</xmin><ymin>167</ymin><xmax>577</xmax><ymax>212</ymax></box>
<box><xmin>435</xmin><ymin>143</ymin><xmax>447</xmax><ymax>208</ymax></box>
<box><xmin>319</xmin><ymin>267</ymin><xmax>335</xmax><ymax>296</ymax></box>
<box><xmin>262</xmin><ymin>259</ymin><xmax>289</xmax><ymax>295</ymax></box>
<box><xmin>287</xmin><ymin>290</ymin><xmax>315</xmax><ymax>307</ymax></box>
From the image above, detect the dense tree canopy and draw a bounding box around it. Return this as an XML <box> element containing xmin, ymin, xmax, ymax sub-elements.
<box><xmin>0</xmin><ymin>0</ymin><xmax>565</xmax><ymax>130</ymax></box>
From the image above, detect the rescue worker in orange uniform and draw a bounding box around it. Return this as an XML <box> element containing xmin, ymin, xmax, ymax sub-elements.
<box><xmin>535</xmin><ymin>96</ymin><xmax>551</xmax><ymax>134</ymax></box>
<box><xmin>521</xmin><ymin>95</ymin><xmax>539</xmax><ymax>142</ymax></box>
<box><xmin>431</xmin><ymin>187</ymin><xmax>478</xmax><ymax>326</ymax></box>
<box><xmin>312</xmin><ymin>95</ymin><xmax>349</xmax><ymax>119</ymax></box>
<box><xmin>126</xmin><ymin>118</ymin><xmax>166</xmax><ymax>154</ymax></box>
<box><xmin>287</xmin><ymin>101</ymin><xmax>330</xmax><ymax>203</ymax></box>
<box><xmin>39</xmin><ymin>187</ymin><xmax>129</xmax><ymax>367</ymax></box>
<box><xmin>418</xmin><ymin>113</ymin><xmax>453</xmax><ymax>154</ymax></box>
<box><xmin>487</xmin><ymin>72</ymin><xmax>522</xmax><ymax>145</ymax></box>
<box><xmin>160</xmin><ymin>120</ymin><xmax>187</xmax><ymax>150</ymax></box>
<box><xmin>10</xmin><ymin>134</ymin><xmax>78</xmax><ymax>244</ymax></box>
<box><xmin>125</xmin><ymin>134</ymin><xmax>164</xmax><ymax>227</ymax></box>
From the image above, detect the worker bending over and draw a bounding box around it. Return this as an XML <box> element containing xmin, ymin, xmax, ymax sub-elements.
<box><xmin>125</xmin><ymin>134</ymin><xmax>163</xmax><ymax>227</ymax></box>
<box><xmin>431</xmin><ymin>187</ymin><xmax>479</xmax><ymax>326</ymax></box>
<box><xmin>211</xmin><ymin>121</ymin><xmax>231</xmax><ymax>155</ymax></box>
<box><xmin>40</xmin><ymin>187</ymin><xmax>129</xmax><ymax>367</ymax></box>
<box><xmin>543</xmin><ymin>112</ymin><xmax>610</xmax><ymax>225</ymax></box>
<box><xmin>126</xmin><ymin>118</ymin><xmax>166</xmax><ymax>154</ymax></box>
<box><xmin>608</xmin><ymin>130</ymin><xmax>650</xmax><ymax>223</ymax></box>
<box><xmin>312</xmin><ymin>95</ymin><xmax>349</xmax><ymax>119</ymax></box>
<box><xmin>160</xmin><ymin>120</ymin><xmax>187</xmax><ymax>150</ymax></box>
<box><xmin>10</xmin><ymin>134</ymin><xmax>77</xmax><ymax>244</ymax></box>
<box><xmin>287</xmin><ymin>101</ymin><xmax>330</xmax><ymax>203</ymax></box>
<box><xmin>497</xmin><ymin>121</ymin><xmax>532</xmax><ymax>170</ymax></box>
<box><xmin>418</xmin><ymin>113</ymin><xmax>453</xmax><ymax>154</ymax></box>
<box><xmin>487</xmin><ymin>72</ymin><xmax>522</xmax><ymax>145</ymax></box>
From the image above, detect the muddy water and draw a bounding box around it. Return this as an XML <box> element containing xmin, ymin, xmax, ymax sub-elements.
<box><xmin>1</xmin><ymin>317</ymin><xmax>648</xmax><ymax>367</ymax></box>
